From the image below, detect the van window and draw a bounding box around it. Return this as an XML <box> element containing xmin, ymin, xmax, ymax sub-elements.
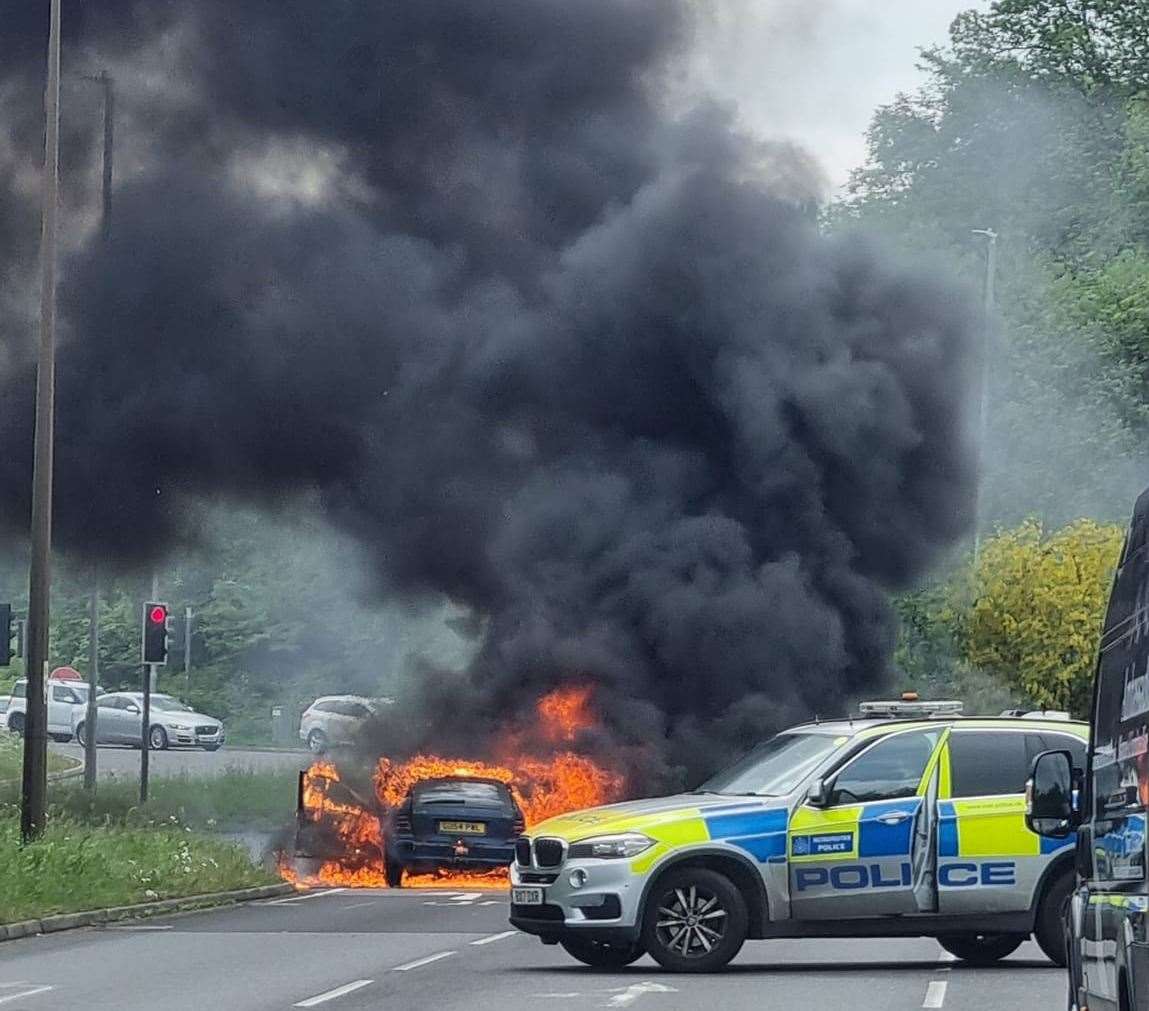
<box><xmin>949</xmin><ymin>732</ymin><xmax>1028</xmax><ymax>797</ymax></box>
<box><xmin>12</xmin><ymin>682</ymin><xmax>26</xmax><ymax>699</ymax></box>
<box><xmin>1092</xmin><ymin>540</ymin><xmax>1149</xmax><ymax>819</ymax></box>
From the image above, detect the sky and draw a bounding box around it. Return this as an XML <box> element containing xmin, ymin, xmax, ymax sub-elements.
<box><xmin>692</xmin><ymin>0</ymin><xmax>988</xmax><ymax>190</ymax></box>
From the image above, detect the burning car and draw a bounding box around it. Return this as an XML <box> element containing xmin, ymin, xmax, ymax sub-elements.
<box><xmin>384</xmin><ymin>776</ymin><xmax>525</xmax><ymax>887</ymax></box>
<box><xmin>281</xmin><ymin>687</ymin><xmax>625</xmax><ymax>891</ymax></box>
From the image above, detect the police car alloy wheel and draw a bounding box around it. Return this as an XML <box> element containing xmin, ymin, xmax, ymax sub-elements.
<box><xmin>641</xmin><ymin>867</ymin><xmax>748</xmax><ymax>973</ymax></box>
<box><xmin>559</xmin><ymin>936</ymin><xmax>645</xmax><ymax>968</ymax></box>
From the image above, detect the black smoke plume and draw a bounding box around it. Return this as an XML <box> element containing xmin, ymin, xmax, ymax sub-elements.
<box><xmin>0</xmin><ymin>1</ymin><xmax>977</xmax><ymax>786</ymax></box>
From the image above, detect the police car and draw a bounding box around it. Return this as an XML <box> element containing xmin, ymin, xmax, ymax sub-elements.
<box><xmin>511</xmin><ymin>696</ymin><xmax>1087</xmax><ymax>972</ymax></box>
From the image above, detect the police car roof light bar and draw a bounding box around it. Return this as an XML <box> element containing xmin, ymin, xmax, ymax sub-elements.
<box><xmin>858</xmin><ymin>699</ymin><xmax>964</xmax><ymax>719</ymax></box>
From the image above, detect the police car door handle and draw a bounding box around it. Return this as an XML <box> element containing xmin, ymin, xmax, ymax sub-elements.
<box><xmin>876</xmin><ymin>811</ymin><xmax>913</xmax><ymax>825</ymax></box>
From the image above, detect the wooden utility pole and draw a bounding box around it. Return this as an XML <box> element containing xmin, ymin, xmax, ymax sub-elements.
<box><xmin>21</xmin><ymin>0</ymin><xmax>63</xmax><ymax>844</ymax></box>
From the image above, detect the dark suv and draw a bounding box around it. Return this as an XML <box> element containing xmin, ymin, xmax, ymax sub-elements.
<box><xmin>385</xmin><ymin>777</ymin><xmax>525</xmax><ymax>887</ymax></box>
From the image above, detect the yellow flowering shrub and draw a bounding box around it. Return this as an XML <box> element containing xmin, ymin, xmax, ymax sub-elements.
<box><xmin>950</xmin><ymin>519</ymin><xmax>1125</xmax><ymax>715</ymax></box>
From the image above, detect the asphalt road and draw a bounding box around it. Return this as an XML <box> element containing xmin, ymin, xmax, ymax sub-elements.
<box><xmin>51</xmin><ymin>742</ymin><xmax>311</xmax><ymax>779</ymax></box>
<box><xmin>0</xmin><ymin>888</ymin><xmax>1068</xmax><ymax>1010</ymax></box>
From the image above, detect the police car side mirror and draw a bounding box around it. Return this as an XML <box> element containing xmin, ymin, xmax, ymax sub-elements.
<box><xmin>806</xmin><ymin>778</ymin><xmax>829</xmax><ymax>808</ymax></box>
<box><xmin>1026</xmin><ymin>750</ymin><xmax>1078</xmax><ymax>838</ymax></box>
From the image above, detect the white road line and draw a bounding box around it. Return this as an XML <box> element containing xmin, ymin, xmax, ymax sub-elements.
<box><xmin>923</xmin><ymin>981</ymin><xmax>948</xmax><ymax>1008</ymax></box>
<box><xmin>293</xmin><ymin>979</ymin><xmax>374</xmax><ymax>1007</ymax></box>
<box><xmin>391</xmin><ymin>951</ymin><xmax>457</xmax><ymax>972</ymax></box>
<box><xmin>478</xmin><ymin>900</ymin><xmax>503</xmax><ymax>906</ymax></box>
<box><xmin>0</xmin><ymin>986</ymin><xmax>54</xmax><ymax>1006</ymax></box>
<box><xmin>470</xmin><ymin>930</ymin><xmax>518</xmax><ymax>946</ymax></box>
<box><xmin>340</xmin><ymin>901</ymin><xmax>379</xmax><ymax>911</ymax></box>
<box><xmin>263</xmin><ymin>888</ymin><xmax>347</xmax><ymax>906</ymax></box>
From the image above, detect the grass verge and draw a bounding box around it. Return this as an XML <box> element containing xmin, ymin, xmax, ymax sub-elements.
<box><xmin>0</xmin><ymin>733</ymin><xmax>76</xmax><ymax>782</ymax></box>
<box><xmin>0</xmin><ymin>767</ymin><xmax>299</xmax><ymax>831</ymax></box>
<box><xmin>0</xmin><ymin>811</ymin><xmax>277</xmax><ymax>922</ymax></box>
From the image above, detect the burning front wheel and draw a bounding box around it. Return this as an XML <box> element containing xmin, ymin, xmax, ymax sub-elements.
<box><xmin>641</xmin><ymin>867</ymin><xmax>747</xmax><ymax>973</ymax></box>
<box><xmin>386</xmin><ymin>862</ymin><xmax>404</xmax><ymax>888</ymax></box>
<box><xmin>559</xmin><ymin>936</ymin><xmax>644</xmax><ymax>968</ymax></box>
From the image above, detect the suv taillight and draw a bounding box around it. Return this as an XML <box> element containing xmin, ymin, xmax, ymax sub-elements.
<box><xmin>394</xmin><ymin>801</ymin><xmax>413</xmax><ymax>833</ymax></box>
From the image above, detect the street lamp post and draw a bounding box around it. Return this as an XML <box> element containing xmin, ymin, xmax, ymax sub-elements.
<box><xmin>20</xmin><ymin>0</ymin><xmax>63</xmax><ymax>844</ymax></box>
<box><xmin>82</xmin><ymin>70</ymin><xmax>114</xmax><ymax>794</ymax></box>
<box><xmin>971</xmin><ymin>228</ymin><xmax>998</xmax><ymax>561</ymax></box>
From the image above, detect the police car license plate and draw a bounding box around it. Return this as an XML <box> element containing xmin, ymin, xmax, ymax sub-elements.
<box><xmin>439</xmin><ymin>821</ymin><xmax>486</xmax><ymax>835</ymax></box>
<box><xmin>512</xmin><ymin>887</ymin><xmax>544</xmax><ymax>906</ymax></box>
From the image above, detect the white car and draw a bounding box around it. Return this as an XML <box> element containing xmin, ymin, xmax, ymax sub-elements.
<box><xmin>4</xmin><ymin>678</ymin><xmax>96</xmax><ymax>742</ymax></box>
<box><xmin>299</xmin><ymin>695</ymin><xmax>392</xmax><ymax>753</ymax></box>
<box><xmin>80</xmin><ymin>692</ymin><xmax>225</xmax><ymax>751</ymax></box>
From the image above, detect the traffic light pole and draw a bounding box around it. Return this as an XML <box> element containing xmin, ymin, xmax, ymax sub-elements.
<box><xmin>140</xmin><ymin>663</ymin><xmax>153</xmax><ymax>803</ymax></box>
<box><xmin>140</xmin><ymin>575</ymin><xmax>158</xmax><ymax>804</ymax></box>
<box><xmin>84</xmin><ymin>581</ymin><xmax>99</xmax><ymax>792</ymax></box>
<box><xmin>21</xmin><ymin>0</ymin><xmax>62</xmax><ymax>845</ymax></box>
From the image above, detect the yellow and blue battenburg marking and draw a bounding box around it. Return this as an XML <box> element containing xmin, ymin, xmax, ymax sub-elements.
<box><xmin>938</xmin><ymin>800</ymin><xmax>1075</xmax><ymax>859</ymax></box>
<box><xmin>702</xmin><ymin>805</ymin><xmax>789</xmax><ymax>863</ymax></box>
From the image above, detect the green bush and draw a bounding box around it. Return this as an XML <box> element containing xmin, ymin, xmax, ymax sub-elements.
<box><xmin>0</xmin><ymin>813</ymin><xmax>275</xmax><ymax>922</ymax></box>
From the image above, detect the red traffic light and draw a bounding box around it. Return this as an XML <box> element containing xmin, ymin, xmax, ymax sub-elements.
<box><xmin>149</xmin><ymin>605</ymin><xmax>167</xmax><ymax>624</ymax></box>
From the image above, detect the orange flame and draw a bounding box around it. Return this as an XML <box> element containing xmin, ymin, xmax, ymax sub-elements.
<box><xmin>283</xmin><ymin>686</ymin><xmax>623</xmax><ymax>890</ymax></box>
<box><xmin>537</xmin><ymin>685</ymin><xmax>595</xmax><ymax>742</ymax></box>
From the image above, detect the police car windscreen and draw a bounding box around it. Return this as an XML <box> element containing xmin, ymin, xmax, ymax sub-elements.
<box><xmin>697</xmin><ymin>733</ymin><xmax>840</xmax><ymax>796</ymax></box>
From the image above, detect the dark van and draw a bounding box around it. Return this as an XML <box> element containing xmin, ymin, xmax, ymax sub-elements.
<box><xmin>1028</xmin><ymin>486</ymin><xmax>1149</xmax><ymax>1011</ymax></box>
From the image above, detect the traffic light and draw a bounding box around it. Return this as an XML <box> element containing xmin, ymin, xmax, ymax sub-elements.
<box><xmin>142</xmin><ymin>601</ymin><xmax>170</xmax><ymax>665</ymax></box>
<box><xmin>0</xmin><ymin>603</ymin><xmax>10</xmax><ymax>666</ymax></box>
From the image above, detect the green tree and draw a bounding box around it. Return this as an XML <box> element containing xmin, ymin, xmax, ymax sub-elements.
<box><xmin>948</xmin><ymin>519</ymin><xmax>1124</xmax><ymax>714</ymax></box>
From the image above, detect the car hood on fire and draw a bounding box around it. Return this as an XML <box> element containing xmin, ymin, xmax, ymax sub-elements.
<box><xmin>530</xmin><ymin>792</ymin><xmax>788</xmax><ymax>844</ymax></box>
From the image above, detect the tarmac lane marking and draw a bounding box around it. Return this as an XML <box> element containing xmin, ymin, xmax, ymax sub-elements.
<box><xmin>261</xmin><ymin>888</ymin><xmax>348</xmax><ymax>906</ymax></box>
<box><xmin>293</xmin><ymin>979</ymin><xmax>374</xmax><ymax>1007</ymax></box>
<box><xmin>391</xmin><ymin>951</ymin><xmax>457</xmax><ymax>972</ymax></box>
<box><xmin>922</xmin><ymin>981</ymin><xmax>948</xmax><ymax>1008</ymax></box>
<box><xmin>470</xmin><ymin>930</ymin><xmax>518</xmax><ymax>945</ymax></box>
<box><xmin>0</xmin><ymin>986</ymin><xmax>55</xmax><ymax>1006</ymax></box>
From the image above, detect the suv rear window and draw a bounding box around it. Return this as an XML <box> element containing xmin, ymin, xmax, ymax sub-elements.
<box><xmin>949</xmin><ymin>731</ymin><xmax>1028</xmax><ymax>797</ymax></box>
<box><xmin>414</xmin><ymin>781</ymin><xmax>511</xmax><ymax>807</ymax></box>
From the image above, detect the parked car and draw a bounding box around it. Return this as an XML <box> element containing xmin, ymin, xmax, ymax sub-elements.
<box><xmin>299</xmin><ymin>695</ymin><xmax>392</xmax><ymax>753</ymax></box>
<box><xmin>4</xmin><ymin>678</ymin><xmax>99</xmax><ymax>742</ymax></box>
<box><xmin>385</xmin><ymin>776</ymin><xmax>525</xmax><ymax>887</ymax></box>
<box><xmin>81</xmin><ymin>691</ymin><xmax>225</xmax><ymax>751</ymax></box>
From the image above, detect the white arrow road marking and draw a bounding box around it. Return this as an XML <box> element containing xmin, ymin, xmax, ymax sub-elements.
<box><xmin>293</xmin><ymin>979</ymin><xmax>373</xmax><ymax>1007</ymax></box>
<box><xmin>923</xmin><ymin>981</ymin><xmax>948</xmax><ymax>1008</ymax></box>
<box><xmin>603</xmin><ymin>982</ymin><xmax>679</xmax><ymax>1008</ymax></box>
<box><xmin>530</xmin><ymin>982</ymin><xmax>677</xmax><ymax>1007</ymax></box>
<box><xmin>0</xmin><ymin>986</ymin><xmax>55</xmax><ymax>1006</ymax></box>
<box><xmin>392</xmin><ymin>951</ymin><xmax>457</xmax><ymax>972</ymax></box>
<box><xmin>423</xmin><ymin>892</ymin><xmax>482</xmax><ymax>906</ymax></box>
<box><xmin>470</xmin><ymin>930</ymin><xmax>518</xmax><ymax>946</ymax></box>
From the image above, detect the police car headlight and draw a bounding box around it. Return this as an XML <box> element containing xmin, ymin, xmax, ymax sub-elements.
<box><xmin>568</xmin><ymin>833</ymin><xmax>654</xmax><ymax>860</ymax></box>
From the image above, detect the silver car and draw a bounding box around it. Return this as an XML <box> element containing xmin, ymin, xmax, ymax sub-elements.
<box><xmin>80</xmin><ymin>692</ymin><xmax>225</xmax><ymax>751</ymax></box>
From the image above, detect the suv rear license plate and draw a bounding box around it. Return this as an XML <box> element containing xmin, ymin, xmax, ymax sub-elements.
<box><xmin>439</xmin><ymin>821</ymin><xmax>486</xmax><ymax>835</ymax></box>
<box><xmin>512</xmin><ymin>887</ymin><xmax>544</xmax><ymax>905</ymax></box>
